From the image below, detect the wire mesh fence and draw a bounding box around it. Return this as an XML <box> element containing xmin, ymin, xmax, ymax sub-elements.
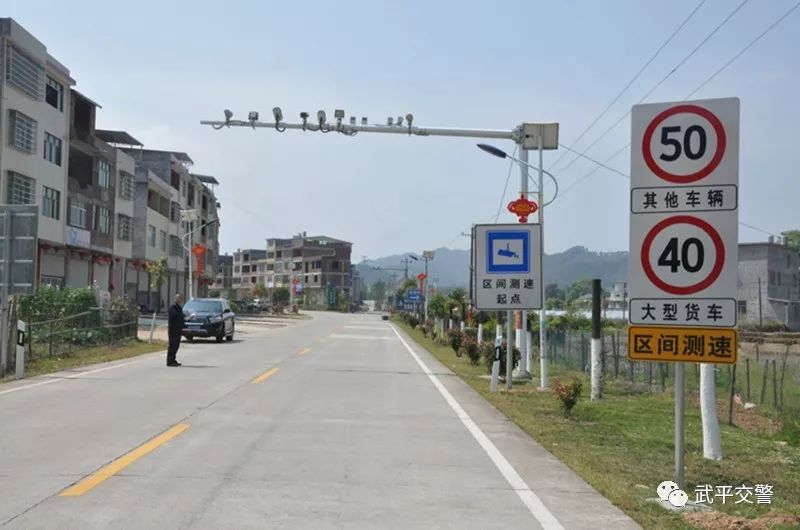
<box><xmin>14</xmin><ymin>307</ymin><xmax>139</xmax><ymax>369</ymax></box>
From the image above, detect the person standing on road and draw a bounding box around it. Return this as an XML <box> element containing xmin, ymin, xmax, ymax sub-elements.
<box><xmin>167</xmin><ymin>293</ymin><xmax>185</xmax><ymax>367</ymax></box>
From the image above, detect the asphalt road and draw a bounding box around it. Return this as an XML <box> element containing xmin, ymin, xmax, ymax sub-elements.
<box><xmin>0</xmin><ymin>312</ymin><xmax>638</xmax><ymax>529</ymax></box>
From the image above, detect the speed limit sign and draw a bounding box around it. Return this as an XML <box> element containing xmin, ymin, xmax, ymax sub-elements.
<box><xmin>628</xmin><ymin>98</ymin><xmax>739</xmax><ymax>362</ymax></box>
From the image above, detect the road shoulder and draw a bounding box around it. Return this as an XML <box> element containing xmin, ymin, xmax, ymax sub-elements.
<box><xmin>392</xmin><ymin>323</ymin><xmax>640</xmax><ymax>530</ymax></box>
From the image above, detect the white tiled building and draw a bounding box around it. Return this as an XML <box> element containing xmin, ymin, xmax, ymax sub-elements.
<box><xmin>0</xmin><ymin>18</ymin><xmax>74</xmax><ymax>287</ymax></box>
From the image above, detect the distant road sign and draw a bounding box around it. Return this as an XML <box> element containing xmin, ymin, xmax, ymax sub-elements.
<box><xmin>407</xmin><ymin>289</ymin><xmax>421</xmax><ymax>302</ymax></box>
<box><xmin>474</xmin><ymin>223</ymin><xmax>542</xmax><ymax>310</ymax></box>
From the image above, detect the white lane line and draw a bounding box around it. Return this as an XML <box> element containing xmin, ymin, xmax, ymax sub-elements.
<box><xmin>343</xmin><ymin>325</ymin><xmax>392</xmax><ymax>331</ymax></box>
<box><xmin>0</xmin><ymin>360</ymin><xmax>141</xmax><ymax>397</ymax></box>
<box><xmin>390</xmin><ymin>324</ymin><xmax>563</xmax><ymax>530</ymax></box>
<box><xmin>329</xmin><ymin>334</ymin><xmax>396</xmax><ymax>340</ymax></box>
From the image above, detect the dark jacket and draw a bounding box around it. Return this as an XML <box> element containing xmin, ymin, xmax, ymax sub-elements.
<box><xmin>168</xmin><ymin>303</ymin><xmax>185</xmax><ymax>335</ymax></box>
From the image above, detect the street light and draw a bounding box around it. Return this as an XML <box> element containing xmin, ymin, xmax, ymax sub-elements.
<box><xmin>477</xmin><ymin>144</ymin><xmax>560</xmax><ymax>206</ymax></box>
<box><xmin>181</xmin><ymin>209</ymin><xmax>218</xmax><ymax>300</ymax></box>
<box><xmin>477</xmin><ymin>122</ymin><xmax>559</xmax><ymax>388</ymax></box>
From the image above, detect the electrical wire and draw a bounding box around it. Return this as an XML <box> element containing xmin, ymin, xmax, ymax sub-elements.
<box><xmin>553</xmin><ymin>0</ymin><xmax>751</xmax><ymax>179</ymax></box>
<box><xmin>556</xmin><ymin>143</ymin><xmax>629</xmax><ymax>179</ymax></box>
<box><xmin>686</xmin><ymin>0</ymin><xmax>800</xmax><ymax>99</ymax></box>
<box><xmin>740</xmin><ymin>222</ymin><xmax>781</xmax><ymax>238</ymax></box>
<box><xmin>548</xmin><ymin>0</ymin><xmax>707</xmax><ymax>173</ymax></box>
<box><xmin>560</xmin><ymin>0</ymin><xmax>799</xmax><ymax>196</ymax></box>
<box><xmin>495</xmin><ymin>145</ymin><xmax>518</xmax><ymax>222</ymax></box>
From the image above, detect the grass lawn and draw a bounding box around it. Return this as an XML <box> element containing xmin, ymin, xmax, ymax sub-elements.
<box><xmin>396</xmin><ymin>321</ymin><xmax>800</xmax><ymax>530</ymax></box>
<box><xmin>1</xmin><ymin>339</ymin><xmax>166</xmax><ymax>383</ymax></box>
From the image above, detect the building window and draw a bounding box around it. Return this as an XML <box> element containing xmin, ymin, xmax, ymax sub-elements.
<box><xmin>42</xmin><ymin>186</ymin><xmax>60</xmax><ymax>219</ymax></box>
<box><xmin>332</xmin><ymin>260</ymin><xmax>340</xmax><ymax>270</ymax></box>
<box><xmin>233</xmin><ymin>266</ymin><xmax>240</xmax><ymax>273</ymax></box>
<box><xmin>314</xmin><ymin>275</ymin><xmax>318</xmax><ymax>283</ymax></box>
<box><xmin>738</xmin><ymin>300</ymin><xmax>747</xmax><ymax>314</ymax></box>
<box><xmin>148</xmin><ymin>225</ymin><xmax>156</xmax><ymax>247</ymax></box>
<box><xmin>170</xmin><ymin>235</ymin><xmax>182</xmax><ymax>256</ymax></box>
<box><xmin>9</xmin><ymin>110</ymin><xmax>37</xmax><ymax>153</ymax></box>
<box><xmin>43</xmin><ymin>132</ymin><xmax>62</xmax><ymax>166</ymax></box>
<box><xmin>5</xmin><ymin>45</ymin><xmax>44</xmax><ymax>100</ymax></box>
<box><xmin>69</xmin><ymin>198</ymin><xmax>87</xmax><ymax>228</ymax></box>
<box><xmin>117</xmin><ymin>214</ymin><xmax>132</xmax><ymax>241</ymax></box>
<box><xmin>7</xmin><ymin>171</ymin><xmax>35</xmax><ymax>205</ymax></box>
<box><xmin>171</xmin><ymin>202</ymin><xmax>181</xmax><ymax>223</ymax></box>
<box><xmin>45</xmin><ymin>76</ymin><xmax>64</xmax><ymax>111</ymax></box>
<box><xmin>40</xmin><ymin>275</ymin><xmax>64</xmax><ymax>288</ymax></box>
<box><xmin>119</xmin><ymin>172</ymin><xmax>134</xmax><ymax>200</ymax></box>
<box><xmin>94</xmin><ymin>206</ymin><xmax>111</xmax><ymax>234</ymax></box>
<box><xmin>159</xmin><ymin>230</ymin><xmax>167</xmax><ymax>251</ymax></box>
<box><xmin>98</xmin><ymin>161</ymin><xmax>111</xmax><ymax>188</ymax></box>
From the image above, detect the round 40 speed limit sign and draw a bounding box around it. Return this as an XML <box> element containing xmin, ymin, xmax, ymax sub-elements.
<box><xmin>628</xmin><ymin>97</ymin><xmax>739</xmax><ymax>303</ymax></box>
<box><xmin>641</xmin><ymin>215</ymin><xmax>724</xmax><ymax>296</ymax></box>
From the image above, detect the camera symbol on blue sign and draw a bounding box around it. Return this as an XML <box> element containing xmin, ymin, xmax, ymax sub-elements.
<box><xmin>486</xmin><ymin>230</ymin><xmax>529</xmax><ymax>274</ymax></box>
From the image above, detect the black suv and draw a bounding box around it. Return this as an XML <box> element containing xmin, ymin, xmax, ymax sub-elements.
<box><xmin>182</xmin><ymin>298</ymin><xmax>235</xmax><ymax>342</ymax></box>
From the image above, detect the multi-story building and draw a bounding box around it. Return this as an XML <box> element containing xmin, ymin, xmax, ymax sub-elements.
<box><xmin>231</xmin><ymin>234</ymin><xmax>353</xmax><ymax>306</ymax></box>
<box><xmin>0</xmin><ymin>18</ymin><xmax>74</xmax><ymax>288</ymax></box>
<box><xmin>214</xmin><ymin>254</ymin><xmax>233</xmax><ymax>293</ymax></box>
<box><xmin>738</xmin><ymin>238</ymin><xmax>800</xmax><ymax>330</ymax></box>
<box><xmin>231</xmin><ymin>249</ymin><xmax>267</xmax><ymax>297</ymax></box>
<box><xmin>118</xmin><ymin>149</ymin><xmax>221</xmax><ymax>307</ymax></box>
<box><xmin>94</xmin><ymin>131</ymin><xmax>141</xmax><ymax>300</ymax></box>
<box><xmin>0</xmin><ymin>19</ymin><xmax>223</xmax><ymax>304</ymax></box>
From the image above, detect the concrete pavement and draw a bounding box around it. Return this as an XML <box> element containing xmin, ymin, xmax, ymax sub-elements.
<box><xmin>0</xmin><ymin>311</ymin><xmax>638</xmax><ymax>529</ymax></box>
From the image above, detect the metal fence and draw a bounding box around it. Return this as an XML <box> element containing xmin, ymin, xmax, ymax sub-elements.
<box><xmin>21</xmin><ymin>307</ymin><xmax>138</xmax><ymax>364</ymax></box>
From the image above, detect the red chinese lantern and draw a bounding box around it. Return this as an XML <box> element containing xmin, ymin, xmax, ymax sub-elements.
<box><xmin>192</xmin><ymin>244</ymin><xmax>207</xmax><ymax>276</ymax></box>
<box><xmin>507</xmin><ymin>193</ymin><xmax>539</xmax><ymax>223</ymax></box>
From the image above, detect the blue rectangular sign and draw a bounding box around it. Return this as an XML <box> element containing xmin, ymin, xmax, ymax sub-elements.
<box><xmin>406</xmin><ymin>289</ymin><xmax>421</xmax><ymax>302</ymax></box>
<box><xmin>486</xmin><ymin>230</ymin><xmax>530</xmax><ymax>274</ymax></box>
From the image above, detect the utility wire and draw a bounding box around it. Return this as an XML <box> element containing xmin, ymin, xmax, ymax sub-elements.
<box><xmin>557</xmin><ymin>143</ymin><xmax>629</xmax><ymax>179</ymax></box>
<box><xmin>495</xmin><ymin>145</ymin><xmax>518</xmax><ymax>222</ymax></box>
<box><xmin>561</xmin><ymin>0</ymin><xmax>799</xmax><ymax>195</ymax></box>
<box><xmin>686</xmin><ymin>1</ymin><xmax>800</xmax><ymax>99</ymax></box>
<box><xmin>740</xmin><ymin>222</ymin><xmax>781</xmax><ymax>238</ymax></box>
<box><xmin>549</xmin><ymin>0</ymin><xmax>707</xmax><ymax>173</ymax></box>
<box><xmin>553</xmin><ymin>0</ymin><xmax>751</xmax><ymax>179</ymax></box>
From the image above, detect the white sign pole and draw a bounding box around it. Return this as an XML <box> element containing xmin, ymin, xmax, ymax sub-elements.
<box><xmin>675</xmin><ymin>363</ymin><xmax>685</xmax><ymax>488</ymax></box>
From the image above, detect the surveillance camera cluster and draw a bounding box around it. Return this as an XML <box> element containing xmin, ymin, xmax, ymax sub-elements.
<box><xmin>215</xmin><ymin>109</ymin><xmax>416</xmax><ymax>136</ymax></box>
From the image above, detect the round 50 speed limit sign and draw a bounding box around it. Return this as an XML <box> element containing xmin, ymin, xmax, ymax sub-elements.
<box><xmin>643</xmin><ymin>104</ymin><xmax>726</xmax><ymax>183</ymax></box>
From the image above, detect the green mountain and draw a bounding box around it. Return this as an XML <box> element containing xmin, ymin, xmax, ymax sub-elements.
<box><xmin>357</xmin><ymin>246</ymin><xmax>628</xmax><ymax>289</ymax></box>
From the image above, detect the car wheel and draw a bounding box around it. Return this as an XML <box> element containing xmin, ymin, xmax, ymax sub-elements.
<box><xmin>215</xmin><ymin>329</ymin><xmax>224</xmax><ymax>342</ymax></box>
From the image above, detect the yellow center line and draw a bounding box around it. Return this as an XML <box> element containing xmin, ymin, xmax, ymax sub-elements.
<box><xmin>60</xmin><ymin>423</ymin><xmax>190</xmax><ymax>497</ymax></box>
<box><xmin>298</xmin><ymin>347</ymin><xmax>312</xmax><ymax>356</ymax></box>
<box><xmin>252</xmin><ymin>367</ymin><xmax>279</xmax><ymax>384</ymax></box>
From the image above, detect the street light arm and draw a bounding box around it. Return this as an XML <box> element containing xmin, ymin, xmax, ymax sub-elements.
<box><xmin>504</xmin><ymin>154</ymin><xmax>560</xmax><ymax>206</ymax></box>
<box><xmin>182</xmin><ymin>218</ymin><xmax>219</xmax><ymax>250</ymax></box>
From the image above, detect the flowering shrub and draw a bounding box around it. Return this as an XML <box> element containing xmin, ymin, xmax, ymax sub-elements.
<box><xmin>553</xmin><ymin>377</ymin><xmax>583</xmax><ymax>418</ymax></box>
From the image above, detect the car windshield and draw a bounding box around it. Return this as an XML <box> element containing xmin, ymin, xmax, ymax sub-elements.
<box><xmin>183</xmin><ymin>300</ymin><xmax>223</xmax><ymax>313</ymax></box>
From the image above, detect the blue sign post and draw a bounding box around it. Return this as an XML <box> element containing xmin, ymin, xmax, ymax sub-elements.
<box><xmin>406</xmin><ymin>289</ymin><xmax>421</xmax><ymax>302</ymax></box>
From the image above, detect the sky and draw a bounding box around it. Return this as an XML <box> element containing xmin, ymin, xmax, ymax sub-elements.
<box><xmin>8</xmin><ymin>0</ymin><xmax>800</xmax><ymax>260</ymax></box>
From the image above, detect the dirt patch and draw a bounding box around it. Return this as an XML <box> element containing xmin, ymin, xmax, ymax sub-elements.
<box><xmin>727</xmin><ymin>404</ymin><xmax>782</xmax><ymax>435</ymax></box>
<box><xmin>686</xmin><ymin>394</ymin><xmax>781</xmax><ymax>435</ymax></box>
<box><xmin>684</xmin><ymin>511</ymin><xmax>800</xmax><ymax>530</ymax></box>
